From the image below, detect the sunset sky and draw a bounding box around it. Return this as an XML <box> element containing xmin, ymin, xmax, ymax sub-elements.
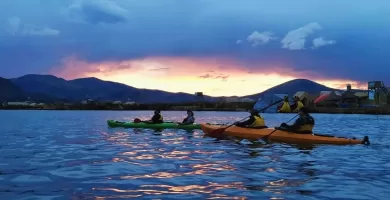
<box><xmin>0</xmin><ymin>0</ymin><xmax>389</xmax><ymax>96</ymax></box>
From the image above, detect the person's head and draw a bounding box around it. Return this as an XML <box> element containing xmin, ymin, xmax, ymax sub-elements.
<box><xmin>298</xmin><ymin>107</ymin><xmax>309</xmax><ymax>116</ymax></box>
<box><xmin>250</xmin><ymin>109</ymin><xmax>259</xmax><ymax>116</ymax></box>
<box><xmin>154</xmin><ymin>110</ymin><xmax>161</xmax><ymax>114</ymax></box>
<box><xmin>186</xmin><ymin>109</ymin><xmax>194</xmax><ymax>116</ymax></box>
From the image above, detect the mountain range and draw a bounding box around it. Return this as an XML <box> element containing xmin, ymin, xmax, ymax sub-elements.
<box><xmin>1</xmin><ymin>74</ymin><xmax>338</xmax><ymax>103</ymax></box>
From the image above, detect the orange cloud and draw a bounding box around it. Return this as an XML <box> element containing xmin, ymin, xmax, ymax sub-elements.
<box><xmin>50</xmin><ymin>56</ymin><xmax>367</xmax><ymax>96</ymax></box>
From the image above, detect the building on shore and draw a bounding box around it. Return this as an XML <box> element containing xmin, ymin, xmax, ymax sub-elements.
<box><xmin>367</xmin><ymin>81</ymin><xmax>390</xmax><ymax>105</ymax></box>
<box><xmin>253</xmin><ymin>81</ymin><xmax>390</xmax><ymax>113</ymax></box>
<box><xmin>3</xmin><ymin>101</ymin><xmax>46</xmax><ymax>108</ymax></box>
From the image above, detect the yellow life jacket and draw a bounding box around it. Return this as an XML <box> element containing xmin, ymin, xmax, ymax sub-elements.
<box><xmin>159</xmin><ymin>114</ymin><xmax>163</xmax><ymax>121</ymax></box>
<box><xmin>279</xmin><ymin>102</ymin><xmax>291</xmax><ymax>113</ymax></box>
<box><xmin>296</xmin><ymin>115</ymin><xmax>314</xmax><ymax>132</ymax></box>
<box><xmin>249</xmin><ymin>115</ymin><xmax>265</xmax><ymax>127</ymax></box>
<box><xmin>293</xmin><ymin>101</ymin><xmax>304</xmax><ymax>112</ymax></box>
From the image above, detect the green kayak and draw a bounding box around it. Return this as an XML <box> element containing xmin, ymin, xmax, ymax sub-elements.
<box><xmin>107</xmin><ymin>120</ymin><xmax>201</xmax><ymax>130</ymax></box>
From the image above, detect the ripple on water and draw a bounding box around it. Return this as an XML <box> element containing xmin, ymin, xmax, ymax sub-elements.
<box><xmin>0</xmin><ymin>111</ymin><xmax>389</xmax><ymax>199</ymax></box>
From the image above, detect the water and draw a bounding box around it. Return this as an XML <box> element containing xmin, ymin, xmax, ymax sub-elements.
<box><xmin>0</xmin><ymin>110</ymin><xmax>389</xmax><ymax>200</ymax></box>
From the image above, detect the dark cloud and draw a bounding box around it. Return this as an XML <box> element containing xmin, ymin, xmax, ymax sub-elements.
<box><xmin>67</xmin><ymin>0</ymin><xmax>129</xmax><ymax>24</ymax></box>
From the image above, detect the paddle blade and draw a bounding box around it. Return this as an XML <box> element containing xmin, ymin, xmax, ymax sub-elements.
<box><xmin>208</xmin><ymin>128</ymin><xmax>226</xmax><ymax>137</ymax></box>
<box><xmin>133</xmin><ymin>118</ymin><xmax>142</xmax><ymax>123</ymax></box>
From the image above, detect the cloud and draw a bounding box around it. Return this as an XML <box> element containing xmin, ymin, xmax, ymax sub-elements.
<box><xmin>1</xmin><ymin>1</ymin><xmax>390</xmax><ymax>83</ymax></box>
<box><xmin>22</xmin><ymin>24</ymin><xmax>60</xmax><ymax>36</ymax></box>
<box><xmin>5</xmin><ymin>16</ymin><xmax>21</xmax><ymax>35</ymax></box>
<box><xmin>50</xmin><ymin>56</ymin><xmax>368</xmax><ymax>96</ymax></box>
<box><xmin>53</xmin><ymin>57</ymin><xmax>245</xmax><ymax>80</ymax></box>
<box><xmin>281</xmin><ymin>22</ymin><xmax>322</xmax><ymax>50</ymax></box>
<box><xmin>247</xmin><ymin>31</ymin><xmax>276</xmax><ymax>46</ymax></box>
<box><xmin>312</xmin><ymin>37</ymin><xmax>336</xmax><ymax>49</ymax></box>
<box><xmin>52</xmin><ymin>56</ymin><xmax>133</xmax><ymax>77</ymax></box>
<box><xmin>4</xmin><ymin>16</ymin><xmax>59</xmax><ymax>36</ymax></box>
<box><xmin>67</xmin><ymin>0</ymin><xmax>129</xmax><ymax>24</ymax></box>
<box><xmin>199</xmin><ymin>72</ymin><xmax>230</xmax><ymax>82</ymax></box>
<box><xmin>149</xmin><ymin>67</ymin><xmax>170</xmax><ymax>71</ymax></box>
<box><xmin>236</xmin><ymin>40</ymin><xmax>242</xmax><ymax>44</ymax></box>
<box><xmin>199</xmin><ymin>74</ymin><xmax>213</xmax><ymax>79</ymax></box>
<box><xmin>215</xmin><ymin>75</ymin><xmax>229</xmax><ymax>82</ymax></box>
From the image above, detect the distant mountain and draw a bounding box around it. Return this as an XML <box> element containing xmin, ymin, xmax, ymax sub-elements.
<box><xmin>244</xmin><ymin>79</ymin><xmax>334</xmax><ymax>100</ymax></box>
<box><xmin>11</xmin><ymin>75</ymin><xmax>217</xmax><ymax>103</ymax></box>
<box><xmin>11</xmin><ymin>74</ymin><xmax>86</xmax><ymax>100</ymax></box>
<box><xmin>8</xmin><ymin>75</ymin><xmax>345</xmax><ymax>103</ymax></box>
<box><xmin>0</xmin><ymin>78</ymin><xmax>26</xmax><ymax>101</ymax></box>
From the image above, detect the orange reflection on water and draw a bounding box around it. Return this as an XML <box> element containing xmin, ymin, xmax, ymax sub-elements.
<box><xmin>193</xmin><ymin>150</ymin><xmax>225</xmax><ymax>154</ymax></box>
<box><xmin>120</xmin><ymin>168</ymin><xmax>211</xmax><ymax>179</ymax></box>
<box><xmin>192</xmin><ymin>163</ymin><xmax>236</xmax><ymax>171</ymax></box>
<box><xmin>268</xmin><ymin>179</ymin><xmax>287</xmax><ymax>186</ymax></box>
<box><xmin>95</xmin><ymin>194</ymin><xmax>143</xmax><ymax>199</ymax></box>
<box><xmin>134</xmin><ymin>154</ymin><xmax>157</xmax><ymax>159</ymax></box>
<box><xmin>93</xmin><ymin>182</ymin><xmax>246</xmax><ymax>198</ymax></box>
<box><xmin>266</xmin><ymin>168</ymin><xmax>276</xmax><ymax>172</ymax></box>
<box><xmin>170</xmin><ymin>150</ymin><xmax>191</xmax><ymax>155</ymax></box>
<box><xmin>257</xmin><ymin>178</ymin><xmax>309</xmax><ymax>196</ymax></box>
<box><xmin>160</xmin><ymin>137</ymin><xmax>187</xmax><ymax>145</ymax></box>
<box><xmin>208</xmin><ymin>194</ymin><xmax>247</xmax><ymax>199</ymax></box>
<box><xmin>106</xmin><ymin>157</ymin><xmax>152</xmax><ymax>167</ymax></box>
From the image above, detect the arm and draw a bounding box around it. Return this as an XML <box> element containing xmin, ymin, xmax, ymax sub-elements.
<box><xmin>151</xmin><ymin>114</ymin><xmax>159</xmax><ymax>123</ymax></box>
<box><xmin>289</xmin><ymin>117</ymin><xmax>304</xmax><ymax>130</ymax></box>
<box><xmin>236</xmin><ymin>116</ymin><xmax>255</xmax><ymax>126</ymax></box>
<box><xmin>181</xmin><ymin>116</ymin><xmax>195</xmax><ymax>125</ymax></box>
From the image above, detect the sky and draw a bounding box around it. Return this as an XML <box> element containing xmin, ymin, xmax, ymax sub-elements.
<box><xmin>1</xmin><ymin>0</ymin><xmax>390</xmax><ymax>96</ymax></box>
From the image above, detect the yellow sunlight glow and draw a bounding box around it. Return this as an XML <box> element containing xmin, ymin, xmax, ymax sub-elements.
<box><xmin>51</xmin><ymin>56</ymin><xmax>367</xmax><ymax>97</ymax></box>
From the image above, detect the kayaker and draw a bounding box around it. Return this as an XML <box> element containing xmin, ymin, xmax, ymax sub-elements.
<box><xmin>178</xmin><ymin>109</ymin><xmax>195</xmax><ymax>125</ymax></box>
<box><xmin>234</xmin><ymin>109</ymin><xmax>267</xmax><ymax>128</ymax></box>
<box><xmin>146</xmin><ymin>110</ymin><xmax>163</xmax><ymax>124</ymax></box>
<box><xmin>278</xmin><ymin>96</ymin><xmax>291</xmax><ymax>113</ymax></box>
<box><xmin>279</xmin><ymin>107</ymin><xmax>315</xmax><ymax>133</ymax></box>
<box><xmin>292</xmin><ymin>96</ymin><xmax>304</xmax><ymax>112</ymax></box>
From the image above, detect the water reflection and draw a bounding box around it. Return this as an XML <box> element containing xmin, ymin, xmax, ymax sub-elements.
<box><xmin>1</xmin><ymin>111</ymin><xmax>388</xmax><ymax>199</ymax></box>
<box><xmin>93</xmin><ymin>181</ymin><xmax>246</xmax><ymax>197</ymax></box>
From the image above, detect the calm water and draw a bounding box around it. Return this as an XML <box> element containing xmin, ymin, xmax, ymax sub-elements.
<box><xmin>0</xmin><ymin>110</ymin><xmax>389</xmax><ymax>200</ymax></box>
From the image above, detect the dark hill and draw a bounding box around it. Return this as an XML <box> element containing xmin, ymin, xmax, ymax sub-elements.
<box><xmin>11</xmin><ymin>75</ymin><xmax>217</xmax><ymax>103</ymax></box>
<box><xmin>11</xmin><ymin>74</ymin><xmax>85</xmax><ymax>100</ymax></box>
<box><xmin>0</xmin><ymin>77</ymin><xmax>26</xmax><ymax>101</ymax></box>
<box><xmin>10</xmin><ymin>75</ymin><xmax>343</xmax><ymax>103</ymax></box>
<box><xmin>244</xmin><ymin>79</ymin><xmax>334</xmax><ymax>100</ymax></box>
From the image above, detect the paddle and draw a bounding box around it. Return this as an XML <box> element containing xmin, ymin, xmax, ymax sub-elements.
<box><xmin>261</xmin><ymin>114</ymin><xmax>299</xmax><ymax>141</ymax></box>
<box><xmin>208</xmin><ymin>98</ymin><xmax>284</xmax><ymax>137</ymax></box>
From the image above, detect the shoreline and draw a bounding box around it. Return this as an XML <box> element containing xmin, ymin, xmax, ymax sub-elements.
<box><xmin>1</xmin><ymin>107</ymin><xmax>390</xmax><ymax>115</ymax></box>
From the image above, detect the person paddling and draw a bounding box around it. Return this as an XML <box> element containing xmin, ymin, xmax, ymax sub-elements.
<box><xmin>178</xmin><ymin>110</ymin><xmax>195</xmax><ymax>125</ymax></box>
<box><xmin>145</xmin><ymin>110</ymin><xmax>163</xmax><ymax>124</ymax></box>
<box><xmin>279</xmin><ymin>107</ymin><xmax>314</xmax><ymax>133</ymax></box>
<box><xmin>234</xmin><ymin>109</ymin><xmax>267</xmax><ymax>128</ymax></box>
<box><xmin>292</xmin><ymin>96</ymin><xmax>304</xmax><ymax>112</ymax></box>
